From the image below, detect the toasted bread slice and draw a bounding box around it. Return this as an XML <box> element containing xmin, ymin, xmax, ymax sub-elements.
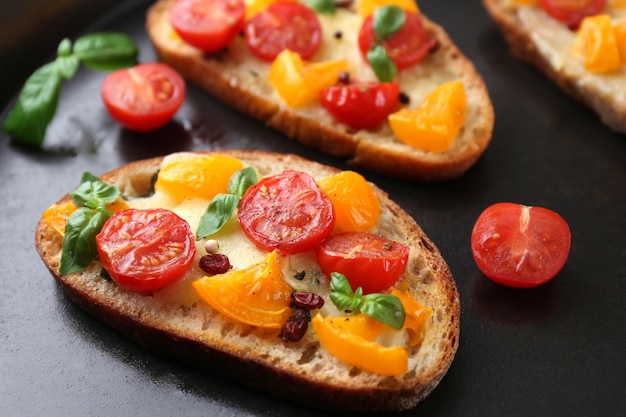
<box><xmin>35</xmin><ymin>150</ymin><xmax>460</xmax><ymax>411</ymax></box>
<box><xmin>483</xmin><ymin>0</ymin><xmax>626</xmax><ymax>133</ymax></box>
<box><xmin>145</xmin><ymin>0</ymin><xmax>494</xmax><ymax>182</ymax></box>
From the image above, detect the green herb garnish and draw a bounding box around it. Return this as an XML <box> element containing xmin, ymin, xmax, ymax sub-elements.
<box><xmin>329</xmin><ymin>272</ymin><xmax>405</xmax><ymax>330</ymax></box>
<box><xmin>196</xmin><ymin>167</ymin><xmax>258</xmax><ymax>239</ymax></box>
<box><xmin>4</xmin><ymin>32</ymin><xmax>138</xmax><ymax>147</ymax></box>
<box><xmin>307</xmin><ymin>0</ymin><xmax>336</xmax><ymax>14</ymax></box>
<box><xmin>367</xmin><ymin>6</ymin><xmax>406</xmax><ymax>82</ymax></box>
<box><xmin>59</xmin><ymin>172</ymin><xmax>121</xmax><ymax>275</ymax></box>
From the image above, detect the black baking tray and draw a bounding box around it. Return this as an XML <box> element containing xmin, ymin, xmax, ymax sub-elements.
<box><xmin>2</xmin><ymin>1</ymin><xmax>625</xmax><ymax>416</ymax></box>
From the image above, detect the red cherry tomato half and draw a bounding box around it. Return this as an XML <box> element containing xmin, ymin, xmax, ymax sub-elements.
<box><xmin>471</xmin><ymin>202</ymin><xmax>571</xmax><ymax>288</ymax></box>
<box><xmin>358</xmin><ymin>10</ymin><xmax>437</xmax><ymax>71</ymax></box>
<box><xmin>238</xmin><ymin>170</ymin><xmax>335</xmax><ymax>254</ymax></box>
<box><xmin>101</xmin><ymin>62</ymin><xmax>185</xmax><ymax>131</ymax></box>
<box><xmin>539</xmin><ymin>0</ymin><xmax>607</xmax><ymax>29</ymax></box>
<box><xmin>244</xmin><ymin>1</ymin><xmax>322</xmax><ymax>61</ymax></box>
<box><xmin>96</xmin><ymin>208</ymin><xmax>196</xmax><ymax>292</ymax></box>
<box><xmin>320</xmin><ymin>82</ymin><xmax>400</xmax><ymax>130</ymax></box>
<box><xmin>316</xmin><ymin>232</ymin><xmax>409</xmax><ymax>294</ymax></box>
<box><xmin>169</xmin><ymin>0</ymin><xmax>246</xmax><ymax>52</ymax></box>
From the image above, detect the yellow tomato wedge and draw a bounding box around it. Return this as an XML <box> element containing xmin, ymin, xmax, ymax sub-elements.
<box><xmin>154</xmin><ymin>155</ymin><xmax>244</xmax><ymax>202</ymax></box>
<box><xmin>510</xmin><ymin>0</ymin><xmax>537</xmax><ymax>4</ymax></box>
<box><xmin>356</xmin><ymin>0</ymin><xmax>419</xmax><ymax>16</ymax></box>
<box><xmin>611</xmin><ymin>0</ymin><xmax>626</xmax><ymax>8</ymax></box>
<box><xmin>572</xmin><ymin>14</ymin><xmax>621</xmax><ymax>73</ymax></box>
<box><xmin>41</xmin><ymin>198</ymin><xmax>129</xmax><ymax>237</ymax></box>
<box><xmin>193</xmin><ymin>251</ymin><xmax>292</xmax><ymax>329</ymax></box>
<box><xmin>268</xmin><ymin>50</ymin><xmax>349</xmax><ymax>107</ymax></box>
<box><xmin>317</xmin><ymin>171</ymin><xmax>381</xmax><ymax>233</ymax></box>
<box><xmin>311</xmin><ymin>314</ymin><xmax>409</xmax><ymax>376</ymax></box>
<box><xmin>389</xmin><ymin>80</ymin><xmax>467</xmax><ymax>152</ymax></box>
<box><xmin>244</xmin><ymin>0</ymin><xmax>293</xmax><ymax>18</ymax></box>
<box><xmin>613</xmin><ymin>20</ymin><xmax>626</xmax><ymax>64</ymax></box>
<box><xmin>391</xmin><ymin>289</ymin><xmax>432</xmax><ymax>347</ymax></box>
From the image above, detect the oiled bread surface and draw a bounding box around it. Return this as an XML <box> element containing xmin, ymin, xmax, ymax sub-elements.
<box><xmin>35</xmin><ymin>150</ymin><xmax>460</xmax><ymax>411</ymax></box>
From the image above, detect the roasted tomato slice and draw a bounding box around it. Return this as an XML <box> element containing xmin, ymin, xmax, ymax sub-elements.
<box><xmin>471</xmin><ymin>202</ymin><xmax>572</xmax><ymax>288</ymax></box>
<box><xmin>238</xmin><ymin>170</ymin><xmax>335</xmax><ymax>254</ymax></box>
<box><xmin>169</xmin><ymin>0</ymin><xmax>246</xmax><ymax>52</ymax></box>
<box><xmin>101</xmin><ymin>62</ymin><xmax>185</xmax><ymax>131</ymax></box>
<box><xmin>539</xmin><ymin>0</ymin><xmax>607</xmax><ymax>29</ymax></box>
<box><xmin>244</xmin><ymin>1</ymin><xmax>322</xmax><ymax>61</ymax></box>
<box><xmin>320</xmin><ymin>82</ymin><xmax>400</xmax><ymax>130</ymax></box>
<box><xmin>96</xmin><ymin>208</ymin><xmax>196</xmax><ymax>292</ymax></box>
<box><xmin>316</xmin><ymin>231</ymin><xmax>409</xmax><ymax>294</ymax></box>
<box><xmin>358</xmin><ymin>10</ymin><xmax>437</xmax><ymax>71</ymax></box>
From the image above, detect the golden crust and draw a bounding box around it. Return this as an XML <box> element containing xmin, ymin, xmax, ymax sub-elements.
<box><xmin>35</xmin><ymin>150</ymin><xmax>460</xmax><ymax>411</ymax></box>
<box><xmin>146</xmin><ymin>0</ymin><xmax>494</xmax><ymax>181</ymax></box>
<box><xmin>483</xmin><ymin>0</ymin><xmax>626</xmax><ymax>133</ymax></box>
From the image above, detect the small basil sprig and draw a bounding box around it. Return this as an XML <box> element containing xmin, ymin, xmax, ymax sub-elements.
<box><xmin>4</xmin><ymin>32</ymin><xmax>138</xmax><ymax>147</ymax></box>
<box><xmin>196</xmin><ymin>167</ymin><xmax>258</xmax><ymax>239</ymax></box>
<box><xmin>367</xmin><ymin>6</ymin><xmax>406</xmax><ymax>82</ymax></box>
<box><xmin>59</xmin><ymin>172</ymin><xmax>120</xmax><ymax>275</ymax></box>
<box><xmin>329</xmin><ymin>272</ymin><xmax>406</xmax><ymax>330</ymax></box>
<box><xmin>307</xmin><ymin>0</ymin><xmax>336</xmax><ymax>14</ymax></box>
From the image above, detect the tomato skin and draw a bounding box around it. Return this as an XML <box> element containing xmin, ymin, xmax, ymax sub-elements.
<box><xmin>169</xmin><ymin>0</ymin><xmax>246</xmax><ymax>52</ymax></box>
<box><xmin>101</xmin><ymin>63</ymin><xmax>185</xmax><ymax>131</ymax></box>
<box><xmin>316</xmin><ymin>232</ymin><xmax>409</xmax><ymax>294</ymax></box>
<box><xmin>471</xmin><ymin>202</ymin><xmax>571</xmax><ymax>288</ymax></box>
<box><xmin>96</xmin><ymin>208</ymin><xmax>196</xmax><ymax>292</ymax></box>
<box><xmin>244</xmin><ymin>1</ymin><xmax>322</xmax><ymax>61</ymax></box>
<box><xmin>238</xmin><ymin>170</ymin><xmax>335</xmax><ymax>254</ymax></box>
<box><xmin>358</xmin><ymin>10</ymin><xmax>437</xmax><ymax>71</ymax></box>
<box><xmin>320</xmin><ymin>82</ymin><xmax>400</xmax><ymax>130</ymax></box>
<box><xmin>539</xmin><ymin>0</ymin><xmax>607</xmax><ymax>29</ymax></box>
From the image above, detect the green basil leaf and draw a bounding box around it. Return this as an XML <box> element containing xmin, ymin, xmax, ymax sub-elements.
<box><xmin>3</xmin><ymin>62</ymin><xmax>62</xmax><ymax>147</ymax></box>
<box><xmin>307</xmin><ymin>0</ymin><xmax>336</xmax><ymax>14</ymax></box>
<box><xmin>55</xmin><ymin>55</ymin><xmax>80</xmax><ymax>80</ymax></box>
<box><xmin>228</xmin><ymin>167</ymin><xmax>258</xmax><ymax>197</ymax></box>
<box><xmin>59</xmin><ymin>207</ymin><xmax>112</xmax><ymax>275</ymax></box>
<box><xmin>360</xmin><ymin>293</ymin><xmax>406</xmax><ymax>330</ymax></box>
<box><xmin>57</xmin><ymin>38</ymin><xmax>72</xmax><ymax>57</ymax></box>
<box><xmin>71</xmin><ymin>172</ymin><xmax>120</xmax><ymax>208</ymax></box>
<box><xmin>373</xmin><ymin>6</ymin><xmax>406</xmax><ymax>42</ymax></box>
<box><xmin>196</xmin><ymin>193</ymin><xmax>240</xmax><ymax>239</ymax></box>
<box><xmin>329</xmin><ymin>273</ymin><xmax>357</xmax><ymax>311</ymax></box>
<box><xmin>367</xmin><ymin>45</ymin><xmax>397</xmax><ymax>82</ymax></box>
<box><xmin>73</xmin><ymin>32</ymin><xmax>138</xmax><ymax>71</ymax></box>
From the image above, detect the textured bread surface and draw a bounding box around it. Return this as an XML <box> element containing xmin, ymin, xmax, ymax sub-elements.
<box><xmin>35</xmin><ymin>150</ymin><xmax>460</xmax><ymax>411</ymax></box>
<box><xmin>146</xmin><ymin>0</ymin><xmax>494</xmax><ymax>182</ymax></box>
<box><xmin>483</xmin><ymin>0</ymin><xmax>626</xmax><ymax>133</ymax></box>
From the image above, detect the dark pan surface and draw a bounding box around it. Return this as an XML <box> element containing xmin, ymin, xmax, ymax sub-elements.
<box><xmin>1</xmin><ymin>1</ymin><xmax>625</xmax><ymax>416</ymax></box>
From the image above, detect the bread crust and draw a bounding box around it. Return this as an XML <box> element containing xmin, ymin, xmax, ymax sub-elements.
<box><xmin>146</xmin><ymin>0</ymin><xmax>494</xmax><ymax>182</ymax></box>
<box><xmin>35</xmin><ymin>150</ymin><xmax>460</xmax><ymax>411</ymax></box>
<box><xmin>483</xmin><ymin>0</ymin><xmax>626</xmax><ymax>133</ymax></box>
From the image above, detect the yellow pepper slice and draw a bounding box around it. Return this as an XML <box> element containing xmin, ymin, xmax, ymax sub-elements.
<box><xmin>317</xmin><ymin>171</ymin><xmax>381</xmax><ymax>233</ymax></box>
<box><xmin>389</xmin><ymin>80</ymin><xmax>467</xmax><ymax>152</ymax></box>
<box><xmin>613</xmin><ymin>19</ymin><xmax>626</xmax><ymax>64</ymax></box>
<box><xmin>41</xmin><ymin>198</ymin><xmax>129</xmax><ymax>237</ymax></box>
<box><xmin>154</xmin><ymin>155</ymin><xmax>244</xmax><ymax>202</ymax></box>
<box><xmin>572</xmin><ymin>14</ymin><xmax>621</xmax><ymax>73</ymax></box>
<box><xmin>268</xmin><ymin>50</ymin><xmax>349</xmax><ymax>107</ymax></box>
<box><xmin>356</xmin><ymin>0</ymin><xmax>419</xmax><ymax>16</ymax></box>
<box><xmin>391</xmin><ymin>288</ymin><xmax>432</xmax><ymax>347</ymax></box>
<box><xmin>193</xmin><ymin>251</ymin><xmax>292</xmax><ymax>329</ymax></box>
<box><xmin>311</xmin><ymin>314</ymin><xmax>409</xmax><ymax>376</ymax></box>
<box><xmin>510</xmin><ymin>0</ymin><xmax>538</xmax><ymax>4</ymax></box>
<box><xmin>611</xmin><ymin>0</ymin><xmax>626</xmax><ymax>9</ymax></box>
<box><xmin>244</xmin><ymin>0</ymin><xmax>294</xmax><ymax>19</ymax></box>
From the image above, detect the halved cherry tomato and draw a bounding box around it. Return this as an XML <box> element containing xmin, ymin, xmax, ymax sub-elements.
<box><xmin>169</xmin><ymin>0</ymin><xmax>246</xmax><ymax>52</ymax></box>
<box><xmin>238</xmin><ymin>170</ymin><xmax>335</xmax><ymax>254</ymax></box>
<box><xmin>96</xmin><ymin>208</ymin><xmax>196</xmax><ymax>292</ymax></box>
<box><xmin>101</xmin><ymin>62</ymin><xmax>185</xmax><ymax>131</ymax></box>
<box><xmin>244</xmin><ymin>1</ymin><xmax>322</xmax><ymax>61</ymax></box>
<box><xmin>316</xmin><ymin>232</ymin><xmax>409</xmax><ymax>294</ymax></box>
<box><xmin>539</xmin><ymin>0</ymin><xmax>607</xmax><ymax>29</ymax></box>
<box><xmin>320</xmin><ymin>82</ymin><xmax>400</xmax><ymax>130</ymax></box>
<box><xmin>358</xmin><ymin>10</ymin><xmax>437</xmax><ymax>71</ymax></box>
<box><xmin>193</xmin><ymin>250</ymin><xmax>292</xmax><ymax>328</ymax></box>
<box><xmin>471</xmin><ymin>202</ymin><xmax>571</xmax><ymax>288</ymax></box>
